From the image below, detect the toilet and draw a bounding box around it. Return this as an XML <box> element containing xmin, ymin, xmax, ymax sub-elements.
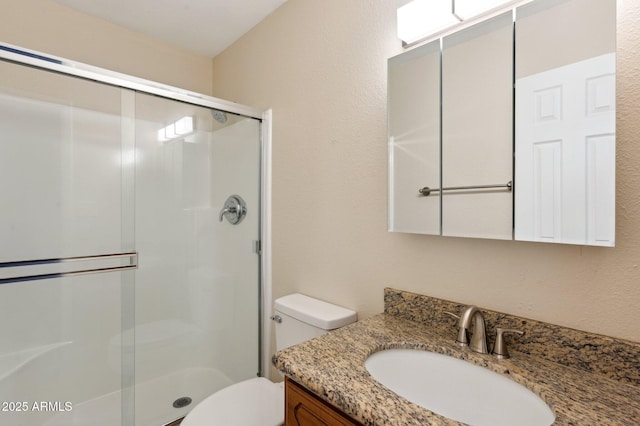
<box><xmin>181</xmin><ymin>293</ymin><xmax>357</xmax><ymax>426</ymax></box>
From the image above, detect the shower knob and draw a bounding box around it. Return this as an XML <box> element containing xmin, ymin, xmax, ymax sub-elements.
<box><xmin>219</xmin><ymin>195</ymin><xmax>247</xmax><ymax>225</ymax></box>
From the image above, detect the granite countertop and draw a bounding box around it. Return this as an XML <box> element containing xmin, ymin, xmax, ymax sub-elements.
<box><xmin>273</xmin><ymin>311</ymin><xmax>640</xmax><ymax>425</ymax></box>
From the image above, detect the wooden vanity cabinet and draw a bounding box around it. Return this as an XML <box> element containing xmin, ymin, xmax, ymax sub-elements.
<box><xmin>285</xmin><ymin>377</ymin><xmax>363</xmax><ymax>426</ymax></box>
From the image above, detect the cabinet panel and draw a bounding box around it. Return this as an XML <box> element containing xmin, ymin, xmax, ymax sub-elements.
<box><xmin>388</xmin><ymin>40</ymin><xmax>441</xmax><ymax>235</ymax></box>
<box><xmin>514</xmin><ymin>0</ymin><xmax>616</xmax><ymax>246</ymax></box>
<box><xmin>441</xmin><ymin>12</ymin><xmax>513</xmax><ymax>240</ymax></box>
<box><xmin>285</xmin><ymin>377</ymin><xmax>362</xmax><ymax>426</ymax></box>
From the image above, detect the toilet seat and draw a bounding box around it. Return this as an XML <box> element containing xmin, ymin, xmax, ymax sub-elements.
<box><xmin>181</xmin><ymin>377</ymin><xmax>284</xmax><ymax>426</ymax></box>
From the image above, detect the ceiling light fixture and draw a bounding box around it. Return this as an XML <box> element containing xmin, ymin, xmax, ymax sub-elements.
<box><xmin>397</xmin><ymin>0</ymin><xmax>461</xmax><ymax>46</ymax></box>
<box><xmin>453</xmin><ymin>0</ymin><xmax>515</xmax><ymax>20</ymax></box>
<box><xmin>397</xmin><ymin>0</ymin><xmax>518</xmax><ymax>46</ymax></box>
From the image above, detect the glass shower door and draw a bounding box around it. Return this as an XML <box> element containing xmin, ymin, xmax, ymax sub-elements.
<box><xmin>0</xmin><ymin>61</ymin><xmax>136</xmax><ymax>425</ymax></box>
<box><xmin>133</xmin><ymin>93</ymin><xmax>261</xmax><ymax>425</ymax></box>
<box><xmin>0</xmin><ymin>52</ymin><xmax>262</xmax><ymax>426</ymax></box>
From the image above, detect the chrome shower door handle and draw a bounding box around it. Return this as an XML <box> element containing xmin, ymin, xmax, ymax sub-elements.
<box><xmin>218</xmin><ymin>207</ymin><xmax>233</xmax><ymax>221</ymax></box>
<box><xmin>219</xmin><ymin>194</ymin><xmax>247</xmax><ymax>225</ymax></box>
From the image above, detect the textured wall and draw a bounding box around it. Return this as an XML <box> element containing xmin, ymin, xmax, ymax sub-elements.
<box><xmin>211</xmin><ymin>0</ymin><xmax>640</xmax><ymax>343</ymax></box>
<box><xmin>0</xmin><ymin>0</ymin><xmax>213</xmax><ymax>94</ymax></box>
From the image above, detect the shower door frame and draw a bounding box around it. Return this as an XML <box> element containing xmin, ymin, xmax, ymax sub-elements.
<box><xmin>0</xmin><ymin>42</ymin><xmax>273</xmax><ymax>419</ymax></box>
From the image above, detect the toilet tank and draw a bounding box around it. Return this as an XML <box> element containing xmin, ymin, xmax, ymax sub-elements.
<box><xmin>274</xmin><ymin>293</ymin><xmax>357</xmax><ymax>351</ymax></box>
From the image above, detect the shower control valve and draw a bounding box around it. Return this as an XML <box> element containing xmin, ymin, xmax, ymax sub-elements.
<box><xmin>219</xmin><ymin>194</ymin><xmax>247</xmax><ymax>225</ymax></box>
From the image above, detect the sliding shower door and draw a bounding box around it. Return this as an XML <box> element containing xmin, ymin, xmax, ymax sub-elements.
<box><xmin>0</xmin><ymin>60</ymin><xmax>136</xmax><ymax>425</ymax></box>
<box><xmin>133</xmin><ymin>93</ymin><xmax>261</xmax><ymax>425</ymax></box>
<box><xmin>0</xmin><ymin>52</ymin><xmax>262</xmax><ymax>426</ymax></box>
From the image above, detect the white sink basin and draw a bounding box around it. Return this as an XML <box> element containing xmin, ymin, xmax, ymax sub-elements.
<box><xmin>365</xmin><ymin>349</ymin><xmax>555</xmax><ymax>426</ymax></box>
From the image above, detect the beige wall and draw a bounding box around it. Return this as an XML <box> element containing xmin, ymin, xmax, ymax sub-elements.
<box><xmin>212</xmin><ymin>0</ymin><xmax>640</xmax><ymax>343</ymax></box>
<box><xmin>0</xmin><ymin>0</ymin><xmax>213</xmax><ymax>94</ymax></box>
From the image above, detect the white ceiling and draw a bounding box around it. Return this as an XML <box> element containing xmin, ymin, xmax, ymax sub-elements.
<box><xmin>53</xmin><ymin>0</ymin><xmax>287</xmax><ymax>57</ymax></box>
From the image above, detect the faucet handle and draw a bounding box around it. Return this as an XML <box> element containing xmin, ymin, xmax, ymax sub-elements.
<box><xmin>492</xmin><ymin>327</ymin><xmax>524</xmax><ymax>359</ymax></box>
<box><xmin>443</xmin><ymin>311</ymin><xmax>460</xmax><ymax>322</ymax></box>
<box><xmin>443</xmin><ymin>311</ymin><xmax>469</xmax><ymax>344</ymax></box>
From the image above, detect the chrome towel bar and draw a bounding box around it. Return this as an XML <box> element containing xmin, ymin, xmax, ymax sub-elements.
<box><xmin>0</xmin><ymin>252</ymin><xmax>138</xmax><ymax>284</ymax></box>
<box><xmin>418</xmin><ymin>181</ymin><xmax>512</xmax><ymax>197</ymax></box>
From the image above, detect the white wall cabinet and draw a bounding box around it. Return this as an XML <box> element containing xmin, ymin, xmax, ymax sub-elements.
<box><xmin>387</xmin><ymin>0</ymin><xmax>616</xmax><ymax>247</ymax></box>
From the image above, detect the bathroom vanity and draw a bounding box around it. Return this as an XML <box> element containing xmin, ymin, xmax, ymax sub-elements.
<box><xmin>284</xmin><ymin>377</ymin><xmax>362</xmax><ymax>426</ymax></box>
<box><xmin>274</xmin><ymin>288</ymin><xmax>640</xmax><ymax>425</ymax></box>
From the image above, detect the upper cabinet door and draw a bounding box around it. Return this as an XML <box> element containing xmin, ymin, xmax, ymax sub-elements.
<box><xmin>388</xmin><ymin>40</ymin><xmax>441</xmax><ymax>235</ymax></box>
<box><xmin>514</xmin><ymin>0</ymin><xmax>616</xmax><ymax>246</ymax></box>
<box><xmin>441</xmin><ymin>12</ymin><xmax>514</xmax><ymax>240</ymax></box>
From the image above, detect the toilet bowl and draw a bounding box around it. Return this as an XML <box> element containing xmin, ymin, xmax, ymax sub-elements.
<box><xmin>181</xmin><ymin>293</ymin><xmax>357</xmax><ymax>426</ymax></box>
<box><xmin>180</xmin><ymin>377</ymin><xmax>284</xmax><ymax>426</ymax></box>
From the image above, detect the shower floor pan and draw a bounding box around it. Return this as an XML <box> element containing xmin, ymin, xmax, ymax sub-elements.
<box><xmin>44</xmin><ymin>367</ymin><xmax>233</xmax><ymax>426</ymax></box>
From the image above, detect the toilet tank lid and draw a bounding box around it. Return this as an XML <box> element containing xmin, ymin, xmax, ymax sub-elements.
<box><xmin>274</xmin><ymin>293</ymin><xmax>357</xmax><ymax>330</ymax></box>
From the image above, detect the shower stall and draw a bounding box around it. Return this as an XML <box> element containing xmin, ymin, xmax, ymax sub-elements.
<box><xmin>0</xmin><ymin>45</ymin><xmax>265</xmax><ymax>426</ymax></box>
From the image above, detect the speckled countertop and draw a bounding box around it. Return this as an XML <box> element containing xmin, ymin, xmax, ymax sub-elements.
<box><xmin>272</xmin><ymin>289</ymin><xmax>640</xmax><ymax>425</ymax></box>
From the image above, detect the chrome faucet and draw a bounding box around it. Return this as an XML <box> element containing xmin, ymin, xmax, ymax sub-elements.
<box><xmin>455</xmin><ymin>306</ymin><xmax>489</xmax><ymax>354</ymax></box>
